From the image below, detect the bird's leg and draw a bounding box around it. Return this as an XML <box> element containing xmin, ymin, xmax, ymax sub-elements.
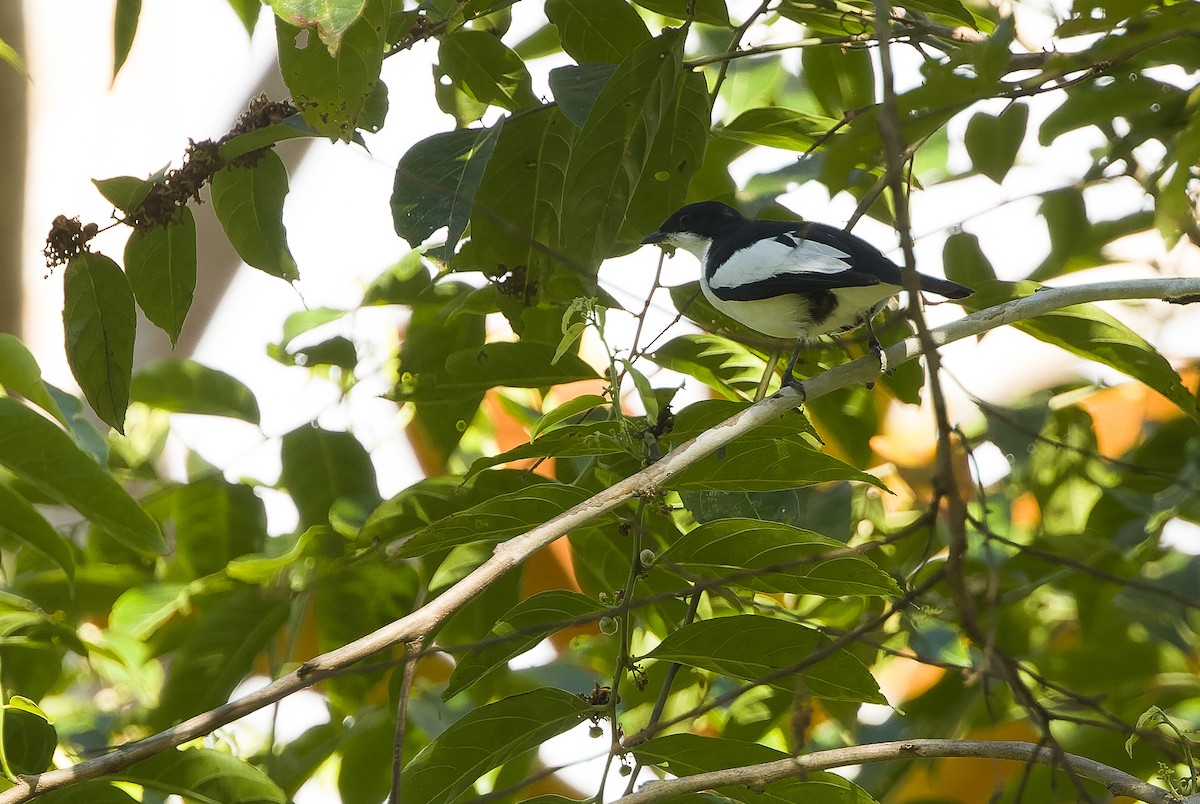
<box><xmin>865</xmin><ymin>316</ymin><xmax>889</xmax><ymax>376</ymax></box>
<box><xmin>779</xmin><ymin>344</ymin><xmax>805</xmax><ymax>399</ymax></box>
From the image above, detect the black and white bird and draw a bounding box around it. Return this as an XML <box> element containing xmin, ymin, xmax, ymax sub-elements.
<box><xmin>640</xmin><ymin>201</ymin><xmax>972</xmax><ymax>388</ymax></box>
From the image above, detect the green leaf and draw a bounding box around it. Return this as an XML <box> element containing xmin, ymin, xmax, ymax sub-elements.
<box><xmin>275</xmin><ymin>0</ymin><xmax>385</xmax><ymax>140</ymax></box>
<box><xmin>0</xmin><ymin>333</ymin><xmax>67</xmax><ymax>425</ymax></box>
<box><xmin>210</xmin><ymin>151</ymin><xmax>299</xmax><ymax>281</ymax></box>
<box><xmin>635</xmin><ymin>734</ymin><xmax>879</xmax><ymax>804</ymax></box>
<box><xmin>391</xmin><ymin>127</ymin><xmax>499</xmax><ymax>255</ymax></box>
<box><xmin>217</xmin><ymin>116</ymin><xmax>320</xmax><ymax>161</ymax></box>
<box><xmin>397</xmin><ymin>483</ymin><xmax>606</xmax><ymax>557</ymax></box>
<box><xmin>666</xmin><ymin>426</ymin><xmax>884</xmax><ymax>492</ymax></box>
<box><xmin>438</xmin><ymin>30</ymin><xmax>538</xmax><ymax>112</ymax></box>
<box><xmin>803</xmin><ymin>44</ymin><xmax>874</xmax><ymax>119</ymax></box>
<box><xmin>279</xmin><ymin>426</ymin><xmax>380</xmax><ymax>528</ymax></box>
<box><xmin>560</xmin><ymin>28</ymin><xmax>689</xmax><ymax>271</ymax></box>
<box><xmin>109</xmin><ymin>583</ymin><xmax>189</xmax><ymax>641</ymax></box>
<box><xmin>124</xmin><ymin>206</ymin><xmax>197</xmax><ymax>344</ymax></box>
<box><xmin>152</xmin><ymin>589</ymin><xmax>289</xmax><ymax>729</ymax></box>
<box><xmin>93</xmin><ymin>174</ymin><xmax>159</xmax><ymax>214</ymax></box>
<box><xmin>63</xmin><ymin>252</ymin><xmax>136</xmax><ymax>433</ymax></box>
<box><xmin>118</xmin><ymin>747</ymin><xmax>287</xmax><ymax>803</ymax></box>
<box><xmin>652</xmin><ymin>334</ymin><xmax>769</xmax><ymax>400</ymax></box>
<box><xmin>646</xmin><ymin>615</ymin><xmax>886</xmax><ymax>703</ymax></box>
<box><xmin>961</xmin><ymin>280</ymin><xmax>1200</xmax><ymax>422</ymax></box>
<box><xmin>548</xmin><ymin>63</ymin><xmax>617</xmax><ymax>127</ymax></box>
<box><xmin>465</xmin><ymin>106</ymin><xmax>576</xmax><ymax>285</ymax></box>
<box><xmin>173</xmin><ymin>478</ymin><xmax>267</xmax><ymax>578</ymax></box>
<box><xmin>682</xmin><ymin>483</ymin><xmax>852</xmax><ymax>532</ymax></box>
<box><xmin>632</xmin><ymin>0</ymin><xmax>730</xmax><ymax>25</ymax></box>
<box><xmin>530</xmin><ymin>393</ymin><xmax>609</xmax><ymax>438</ymax></box>
<box><xmin>262</xmin><ymin>722</ymin><xmax>341</xmax><ymax>797</ymax></box>
<box><xmin>112</xmin><ymin>0</ymin><xmax>141</xmax><ymax>78</ymax></box>
<box><xmin>399</xmin><ymin>688</ymin><xmax>593</xmax><ymax>804</ymax></box>
<box><xmin>225</xmin><ymin>0</ymin><xmax>262</xmax><ymax>34</ymax></box>
<box><xmin>0</xmin><ymin>37</ymin><xmax>27</xmax><ymax>75</ymax></box>
<box><xmin>717</xmin><ymin>107</ymin><xmax>840</xmax><ymax>151</ymax></box>
<box><xmin>465</xmin><ymin>419</ymin><xmax>634</xmax><ymax>476</ymax></box>
<box><xmin>0</xmin><ymin>484</ymin><xmax>75</xmax><ymax>579</ymax></box>
<box><xmin>395</xmin><ymin>341</ymin><xmax>599</xmax><ymax>400</ymax></box>
<box><xmin>659</xmin><ymin>518</ymin><xmax>901</xmax><ymax>597</ymax></box>
<box><xmin>37</xmin><ymin>782</ymin><xmax>140</xmax><ymax>804</ymax></box>
<box><xmin>1</xmin><ymin>697</ymin><xmax>56</xmax><ymax>775</ymax></box>
<box><xmin>130</xmin><ymin>359</ymin><xmax>260</xmax><ymax>423</ymax></box>
<box><xmin>942</xmin><ymin>231</ymin><xmax>996</xmax><ymax>287</ymax></box>
<box><xmin>337</xmin><ymin>707</ymin><xmax>394</xmax><ymax>804</ymax></box>
<box><xmin>545</xmin><ymin>0</ymin><xmax>650</xmax><ymax>63</ymax></box>
<box><xmin>444</xmin><ymin>590</ymin><xmax>606</xmax><ymax>698</ymax></box>
<box><xmin>269</xmin><ymin>0</ymin><xmax>366</xmax><ymax>53</ymax></box>
<box><xmin>964</xmin><ymin>103</ymin><xmax>1028</xmax><ymax>184</ymax></box>
<box><xmin>362</xmin><ymin>249</ymin><xmax>433</xmax><ymax>306</ymax></box>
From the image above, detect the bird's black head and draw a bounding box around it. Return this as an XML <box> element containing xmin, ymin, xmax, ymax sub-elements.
<box><xmin>641</xmin><ymin>201</ymin><xmax>746</xmax><ymax>245</ymax></box>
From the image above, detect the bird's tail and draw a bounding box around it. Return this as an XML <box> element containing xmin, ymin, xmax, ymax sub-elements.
<box><xmin>918</xmin><ymin>275</ymin><xmax>972</xmax><ymax>299</ymax></box>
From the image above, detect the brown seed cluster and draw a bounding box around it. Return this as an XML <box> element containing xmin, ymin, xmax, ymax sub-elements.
<box><xmin>43</xmin><ymin>216</ymin><xmax>99</xmax><ymax>268</ymax></box>
<box><xmin>44</xmin><ymin>94</ymin><xmax>298</xmax><ymax>266</ymax></box>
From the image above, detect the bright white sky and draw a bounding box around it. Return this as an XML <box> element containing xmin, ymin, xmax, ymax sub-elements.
<box><xmin>16</xmin><ymin>0</ymin><xmax>1200</xmax><ymax>800</ymax></box>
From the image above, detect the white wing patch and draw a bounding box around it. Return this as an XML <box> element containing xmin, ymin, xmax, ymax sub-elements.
<box><xmin>708</xmin><ymin>236</ymin><xmax>852</xmax><ymax>289</ymax></box>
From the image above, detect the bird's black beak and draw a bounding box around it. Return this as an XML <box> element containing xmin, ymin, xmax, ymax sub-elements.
<box><xmin>640</xmin><ymin>230</ymin><xmax>667</xmax><ymax>245</ymax></box>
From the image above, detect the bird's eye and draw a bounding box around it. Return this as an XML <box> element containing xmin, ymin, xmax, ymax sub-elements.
<box><xmin>678</xmin><ymin>214</ymin><xmax>691</xmax><ymax>229</ymax></box>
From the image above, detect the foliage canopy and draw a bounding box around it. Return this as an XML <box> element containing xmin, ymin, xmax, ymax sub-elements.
<box><xmin>2</xmin><ymin>0</ymin><xmax>1200</xmax><ymax>802</ymax></box>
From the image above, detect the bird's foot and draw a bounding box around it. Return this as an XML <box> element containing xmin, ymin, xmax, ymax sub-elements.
<box><xmin>777</xmin><ymin>369</ymin><xmax>807</xmax><ymax>403</ymax></box>
<box><xmin>868</xmin><ymin>333</ymin><xmax>890</xmax><ymax>377</ymax></box>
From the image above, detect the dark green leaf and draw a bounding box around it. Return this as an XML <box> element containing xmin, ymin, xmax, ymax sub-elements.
<box><xmin>225</xmin><ymin>0</ymin><xmax>261</xmax><ymax>34</ymax></box>
<box><xmin>118</xmin><ymin>747</ymin><xmax>287</xmax><ymax>803</ymax></box>
<box><xmin>942</xmin><ymin>231</ymin><xmax>996</xmax><ymax>287</ymax></box>
<box><xmin>113</xmin><ymin>0</ymin><xmax>141</xmax><ymax>78</ymax></box>
<box><xmin>130</xmin><ymin>358</ymin><xmax>260</xmax><ymax>423</ymax></box>
<box><xmin>124</xmin><ymin>207</ymin><xmax>197</xmax><ymax>345</ymax></box>
<box><xmin>717</xmin><ymin>107</ymin><xmax>840</xmax><ymax>151</ymax></box>
<box><xmin>646</xmin><ymin>614</ymin><xmax>885</xmax><ymax>703</ymax></box>
<box><xmin>803</xmin><ymin>45</ymin><xmax>874</xmax><ymax>118</ymax></box>
<box><xmin>438</xmin><ymin>30</ymin><xmax>538</xmax><ymax>112</ymax></box>
<box><xmin>548</xmin><ymin>62</ymin><xmax>617</xmax><ymax>127</ymax></box>
<box><xmin>545</xmin><ymin>0</ymin><xmax>650</xmax><ymax>63</ymax></box>
<box><xmin>444</xmin><ymin>590</ymin><xmax>606</xmax><ymax>698</ymax></box>
<box><xmin>960</xmin><ymin>280</ymin><xmax>1200</xmax><ymax>422</ymax></box>
<box><xmin>667</xmin><ymin>429</ymin><xmax>883</xmax><ymax>491</ymax></box>
<box><xmin>37</xmin><ymin>781</ymin><xmax>140</xmax><ymax>804</ymax></box>
<box><xmin>173</xmin><ymin>478</ymin><xmax>267</xmax><ymax>577</ymax></box>
<box><xmin>210</xmin><ymin>151</ymin><xmax>299</xmax><ymax>281</ymax></box>
<box><xmin>659</xmin><ymin>518</ymin><xmax>901</xmax><ymax>597</ymax></box>
<box><xmin>63</xmin><ymin>252</ymin><xmax>136</xmax><ymax>433</ymax></box>
<box><xmin>152</xmin><ymin>589</ymin><xmax>289</xmax><ymax>729</ymax></box>
<box><xmin>270</xmin><ymin>0</ymin><xmax>367</xmax><ymax>54</ymax></box>
<box><xmin>396</xmin><ymin>341</ymin><xmax>599</xmax><ymax>401</ymax></box>
<box><xmin>0</xmin><ymin>398</ymin><xmax>163</xmax><ymax>555</ymax></box>
<box><xmin>964</xmin><ymin>103</ymin><xmax>1028</xmax><ymax>184</ymax></box>
<box><xmin>275</xmin><ymin>0</ymin><xmax>385</xmax><ymax>140</ymax></box>
<box><xmin>651</xmin><ymin>334</ymin><xmax>769</xmax><ymax>400</ymax></box>
<box><xmin>399</xmin><ymin>688</ymin><xmax>593</xmax><ymax>804</ymax></box>
<box><xmin>93</xmin><ymin>174</ymin><xmax>158</xmax><ymax>214</ymax></box>
<box><xmin>397</xmin><ymin>483</ymin><xmax>606</xmax><ymax>557</ymax></box>
<box><xmin>217</xmin><ymin>116</ymin><xmax>320</xmax><ymax>161</ymax></box>
<box><xmin>464</xmin><ymin>419</ymin><xmax>634</xmax><ymax>476</ymax></box>
<box><xmin>337</xmin><ymin>706</ymin><xmax>394</xmax><ymax>804</ymax></box>
<box><xmin>0</xmin><ymin>333</ymin><xmax>67</xmax><ymax>425</ymax></box>
<box><xmin>0</xmin><ymin>484</ymin><xmax>75</xmax><ymax>578</ymax></box>
<box><xmin>560</xmin><ymin>29</ymin><xmax>689</xmax><ymax>271</ymax></box>
<box><xmin>262</xmin><ymin>723</ymin><xmax>341</xmax><ymax>797</ymax></box>
<box><xmin>280</xmin><ymin>426</ymin><xmax>380</xmax><ymax>529</ymax></box>
<box><xmin>391</xmin><ymin>127</ymin><xmax>499</xmax><ymax>255</ymax></box>
<box><xmin>1</xmin><ymin>697</ymin><xmax>56</xmax><ymax>775</ymax></box>
<box><xmin>362</xmin><ymin>249</ymin><xmax>433</xmax><ymax>306</ymax></box>
<box><xmin>681</xmin><ymin>483</ymin><xmax>853</xmax><ymax>533</ymax></box>
<box><xmin>292</xmin><ymin>335</ymin><xmax>357</xmax><ymax>370</ymax></box>
<box><xmin>632</xmin><ymin>0</ymin><xmax>730</xmax><ymax>25</ymax></box>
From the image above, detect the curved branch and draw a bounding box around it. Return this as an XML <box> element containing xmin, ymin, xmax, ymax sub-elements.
<box><xmin>5</xmin><ymin>277</ymin><xmax>1199</xmax><ymax>802</ymax></box>
<box><xmin>612</xmin><ymin>739</ymin><xmax>1176</xmax><ymax>804</ymax></box>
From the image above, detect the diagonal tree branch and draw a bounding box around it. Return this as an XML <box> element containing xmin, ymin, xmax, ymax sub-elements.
<box><xmin>5</xmin><ymin>277</ymin><xmax>1200</xmax><ymax>803</ymax></box>
<box><xmin>611</xmin><ymin>738</ymin><xmax>1178</xmax><ymax>804</ymax></box>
